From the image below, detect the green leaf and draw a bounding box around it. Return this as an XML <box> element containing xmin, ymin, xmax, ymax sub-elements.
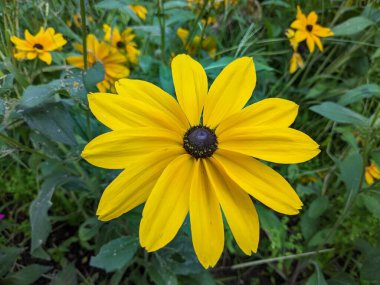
<box><xmin>361</xmin><ymin>250</ymin><xmax>380</xmax><ymax>282</ymax></box>
<box><xmin>147</xmin><ymin>264</ymin><xmax>179</xmax><ymax>285</ymax></box>
<box><xmin>23</xmin><ymin>103</ymin><xmax>76</xmax><ymax>145</ymax></box>
<box><xmin>159</xmin><ymin>64</ymin><xmax>174</xmax><ymax>95</ymax></box>
<box><xmin>306</xmin><ymin>262</ymin><xmax>328</xmax><ymax>285</ymax></box>
<box><xmin>310</xmin><ymin>102</ymin><xmax>368</xmax><ymax>126</ymax></box>
<box><xmin>361</xmin><ymin>194</ymin><xmax>380</xmax><ymax>218</ymax></box>
<box><xmin>332</xmin><ymin>16</ymin><xmax>374</xmax><ymax>36</ymax></box>
<box><xmin>83</xmin><ymin>62</ymin><xmax>105</xmax><ymax>92</ymax></box>
<box><xmin>339</xmin><ymin>84</ymin><xmax>380</xmax><ymax>105</ymax></box>
<box><xmin>256</xmin><ymin>203</ymin><xmax>285</xmax><ymax>248</ymax></box>
<box><xmin>0</xmin><ymin>73</ymin><xmax>14</xmax><ymax>95</ymax></box>
<box><xmin>308</xmin><ymin>196</ymin><xmax>329</xmax><ymax>219</ymax></box>
<box><xmin>90</xmin><ymin>236</ymin><xmax>139</xmax><ymax>273</ymax></box>
<box><xmin>327</xmin><ymin>272</ymin><xmax>358</xmax><ymax>285</ymax></box>
<box><xmin>18</xmin><ymin>82</ymin><xmax>61</xmax><ymax>110</ymax></box>
<box><xmin>1</xmin><ymin>265</ymin><xmax>51</xmax><ymax>285</ymax></box>
<box><xmin>339</xmin><ymin>152</ymin><xmax>363</xmax><ymax>203</ymax></box>
<box><xmin>51</xmin><ymin>263</ymin><xmax>77</xmax><ymax>285</ymax></box>
<box><xmin>308</xmin><ymin>228</ymin><xmax>331</xmax><ymax>247</ymax></box>
<box><xmin>30</xmin><ymin>175</ymin><xmax>75</xmax><ymax>259</ymax></box>
<box><xmin>0</xmin><ymin>247</ymin><xmax>24</xmax><ymax>277</ymax></box>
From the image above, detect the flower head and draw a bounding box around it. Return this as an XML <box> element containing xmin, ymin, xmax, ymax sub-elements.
<box><xmin>82</xmin><ymin>54</ymin><xmax>320</xmax><ymax>268</ymax></box>
<box><xmin>365</xmin><ymin>162</ymin><xmax>380</xmax><ymax>185</ymax></box>
<box><xmin>177</xmin><ymin>28</ymin><xmax>217</xmax><ymax>58</ymax></box>
<box><xmin>129</xmin><ymin>5</ymin><xmax>148</xmax><ymax>21</ymax></box>
<box><xmin>11</xmin><ymin>27</ymin><xmax>66</xmax><ymax>64</ymax></box>
<box><xmin>289</xmin><ymin>52</ymin><xmax>304</xmax><ymax>74</ymax></box>
<box><xmin>290</xmin><ymin>6</ymin><xmax>334</xmax><ymax>53</ymax></box>
<box><xmin>66</xmin><ymin>34</ymin><xmax>130</xmax><ymax>92</ymax></box>
<box><xmin>103</xmin><ymin>24</ymin><xmax>140</xmax><ymax>64</ymax></box>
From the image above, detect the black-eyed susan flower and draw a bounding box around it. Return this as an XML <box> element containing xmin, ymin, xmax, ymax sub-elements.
<box><xmin>177</xmin><ymin>27</ymin><xmax>217</xmax><ymax>58</ymax></box>
<box><xmin>365</xmin><ymin>162</ymin><xmax>380</xmax><ymax>185</ymax></box>
<box><xmin>66</xmin><ymin>34</ymin><xmax>130</xmax><ymax>92</ymax></box>
<box><xmin>290</xmin><ymin>6</ymin><xmax>334</xmax><ymax>53</ymax></box>
<box><xmin>129</xmin><ymin>5</ymin><xmax>147</xmax><ymax>21</ymax></box>
<box><xmin>10</xmin><ymin>27</ymin><xmax>66</xmax><ymax>65</ymax></box>
<box><xmin>103</xmin><ymin>24</ymin><xmax>140</xmax><ymax>64</ymax></box>
<box><xmin>82</xmin><ymin>54</ymin><xmax>320</xmax><ymax>268</ymax></box>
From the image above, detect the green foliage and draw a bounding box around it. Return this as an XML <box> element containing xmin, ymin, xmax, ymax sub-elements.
<box><xmin>1</xmin><ymin>0</ymin><xmax>380</xmax><ymax>284</ymax></box>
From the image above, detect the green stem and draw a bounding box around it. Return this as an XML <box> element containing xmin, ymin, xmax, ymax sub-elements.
<box><xmin>80</xmin><ymin>0</ymin><xmax>88</xmax><ymax>70</ymax></box>
<box><xmin>157</xmin><ymin>0</ymin><xmax>166</xmax><ymax>63</ymax></box>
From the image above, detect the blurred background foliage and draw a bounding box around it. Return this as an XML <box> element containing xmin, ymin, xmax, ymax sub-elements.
<box><xmin>0</xmin><ymin>0</ymin><xmax>380</xmax><ymax>284</ymax></box>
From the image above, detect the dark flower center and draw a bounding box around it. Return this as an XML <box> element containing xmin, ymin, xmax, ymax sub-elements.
<box><xmin>306</xmin><ymin>25</ymin><xmax>313</xmax><ymax>32</ymax></box>
<box><xmin>297</xmin><ymin>42</ymin><xmax>307</xmax><ymax>55</ymax></box>
<box><xmin>183</xmin><ymin>126</ymin><xmax>218</xmax><ymax>159</ymax></box>
<box><xmin>33</xmin><ymin>43</ymin><xmax>44</xmax><ymax>50</ymax></box>
<box><xmin>116</xmin><ymin>41</ymin><xmax>125</xmax><ymax>48</ymax></box>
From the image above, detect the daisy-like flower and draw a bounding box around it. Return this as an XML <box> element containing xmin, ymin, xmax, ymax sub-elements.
<box><xmin>66</xmin><ymin>34</ymin><xmax>130</xmax><ymax>92</ymax></box>
<box><xmin>365</xmin><ymin>162</ymin><xmax>380</xmax><ymax>185</ymax></box>
<box><xmin>103</xmin><ymin>24</ymin><xmax>140</xmax><ymax>64</ymax></box>
<box><xmin>289</xmin><ymin>52</ymin><xmax>304</xmax><ymax>74</ymax></box>
<box><xmin>129</xmin><ymin>5</ymin><xmax>148</xmax><ymax>21</ymax></box>
<box><xmin>82</xmin><ymin>54</ymin><xmax>320</xmax><ymax>268</ymax></box>
<box><xmin>177</xmin><ymin>27</ymin><xmax>217</xmax><ymax>58</ymax></box>
<box><xmin>10</xmin><ymin>27</ymin><xmax>66</xmax><ymax>65</ymax></box>
<box><xmin>290</xmin><ymin>6</ymin><xmax>334</xmax><ymax>53</ymax></box>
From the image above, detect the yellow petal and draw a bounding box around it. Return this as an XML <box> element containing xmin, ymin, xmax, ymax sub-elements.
<box><xmin>104</xmin><ymin>63</ymin><xmax>130</xmax><ymax>78</ymax></box>
<box><xmin>313</xmin><ymin>25</ymin><xmax>334</xmax><ymax>37</ymax></box>
<box><xmin>365</xmin><ymin>170</ymin><xmax>374</xmax><ymax>185</ymax></box>
<box><xmin>88</xmin><ymin>93</ymin><xmax>186</xmax><ymax>132</ymax></box>
<box><xmin>66</xmin><ymin>55</ymin><xmax>84</xmax><ymax>68</ymax></box>
<box><xmin>369</xmin><ymin>164</ymin><xmax>380</xmax><ymax>179</ymax></box>
<box><xmin>307</xmin><ymin>12</ymin><xmax>318</xmax><ymax>25</ymax></box>
<box><xmin>218</xmin><ymin>127</ymin><xmax>320</xmax><ymax>164</ymax></box>
<box><xmin>294</xmin><ymin>30</ymin><xmax>307</xmax><ymax>42</ymax></box>
<box><xmin>190</xmin><ymin>160</ymin><xmax>224</xmax><ymax>268</ymax></box>
<box><xmin>97</xmin><ymin>149</ymin><xmax>183</xmax><ymax>221</ymax></box>
<box><xmin>290</xmin><ymin>20</ymin><xmax>303</xmax><ymax>30</ymax></box>
<box><xmin>313</xmin><ymin>34</ymin><xmax>324</xmax><ymax>52</ymax></box>
<box><xmin>115</xmin><ymin>79</ymin><xmax>189</xmax><ymax>132</ymax></box>
<box><xmin>10</xmin><ymin>36</ymin><xmax>33</xmax><ymax>51</ymax></box>
<box><xmin>203</xmin><ymin>57</ymin><xmax>256</xmax><ymax>128</ymax></box>
<box><xmin>214</xmin><ymin>149</ymin><xmax>303</xmax><ymax>215</ymax></box>
<box><xmin>82</xmin><ymin>127</ymin><xmax>183</xmax><ymax>169</ymax></box>
<box><xmin>204</xmin><ymin>158</ymin><xmax>259</xmax><ymax>255</ymax></box>
<box><xmin>38</xmin><ymin>52</ymin><xmax>52</xmax><ymax>64</ymax></box>
<box><xmin>171</xmin><ymin>54</ymin><xmax>208</xmax><ymax>126</ymax></box>
<box><xmin>27</xmin><ymin>52</ymin><xmax>37</xmax><ymax>60</ymax></box>
<box><xmin>216</xmin><ymin>98</ymin><xmax>299</xmax><ymax>135</ymax></box>
<box><xmin>140</xmin><ymin>154</ymin><xmax>194</xmax><ymax>251</ymax></box>
<box><xmin>306</xmin><ymin>34</ymin><xmax>315</xmax><ymax>53</ymax></box>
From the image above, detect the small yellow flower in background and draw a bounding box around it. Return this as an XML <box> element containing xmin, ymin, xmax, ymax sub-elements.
<box><xmin>81</xmin><ymin>54</ymin><xmax>320</xmax><ymax>268</ymax></box>
<box><xmin>365</xmin><ymin>162</ymin><xmax>380</xmax><ymax>185</ymax></box>
<box><xmin>68</xmin><ymin>13</ymin><xmax>94</xmax><ymax>28</ymax></box>
<box><xmin>103</xmin><ymin>24</ymin><xmax>140</xmax><ymax>64</ymax></box>
<box><xmin>177</xmin><ymin>27</ymin><xmax>217</xmax><ymax>58</ymax></box>
<box><xmin>66</xmin><ymin>34</ymin><xmax>130</xmax><ymax>92</ymax></box>
<box><xmin>286</xmin><ymin>28</ymin><xmax>305</xmax><ymax>74</ymax></box>
<box><xmin>129</xmin><ymin>5</ymin><xmax>148</xmax><ymax>21</ymax></box>
<box><xmin>289</xmin><ymin>52</ymin><xmax>305</xmax><ymax>74</ymax></box>
<box><xmin>11</xmin><ymin>27</ymin><xmax>67</xmax><ymax>65</ymax></box>
<box><xmin>290</xmin><ymin>6</ymin><xmax>334</xmax><ymax>53</ymax></box>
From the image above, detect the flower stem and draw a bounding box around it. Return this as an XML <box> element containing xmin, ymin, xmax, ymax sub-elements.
<box><xmin>80</xmin><ymin>0</ymin><xmax>88</xmax><ymax>70</ymax></box>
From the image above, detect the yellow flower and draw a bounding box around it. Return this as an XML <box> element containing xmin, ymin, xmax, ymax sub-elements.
<box><xmin>289</xmin><ymin>52</ymin><xmax>304</xmax><ymax>74</ymax></box>
<box><xmin>81</xmin><ymin>54</ymin><xmax>320</xmax><ymax>268</ymax></box>
<box><xmin>286</xmin><ymin>28</ymin><xmax>299</xmax><ymax>50</ymax></box>
<box><xmin>176</xmin><ymin>27</ymin><xmax>217</xmax><ymax>58</ymax></box>
<box><xmin>66</xmin><ymin>34</ymin><xmax>130</xmax><ymax>92</ymax></box>
<box><xmin>290</xmin><ymin>6</ymin><xmax>334</xmax><ymax>53</ymax></box>
<box><xmin>103</xmin><ymin>24</ymin><xmax>140</xmax><ymax>64</ymax></box>
<box><xmin>10</xmin><ymin>27</ymin><xmax>66</xmax><ymax>65</ymax></box>
<box><xmin>365</xmin><ymin>162</ymin><xmax>380</xmax><ymax>185</ymax></box>
<box><xmin>129</xmin><ymin>5</ymin><xmax>147</xmax><ymax>21</ymax></box>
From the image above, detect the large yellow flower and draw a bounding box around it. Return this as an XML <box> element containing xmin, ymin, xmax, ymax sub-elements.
<box><xmin>365</xmin><ymin>162</ymin><xmax>380</xmax><ymax>185</ymax></box>
<box><xmin>11</xmin><ymin>27</ymin><xmax>66</xmax><ymax>64</ymax></box>
<box><xmin>290</xmin><ymin>6</ymin><xmax>334</xmax><ymax>53</ymax></box>
<box><xmin>103</xmin><ymin>24</ymin><xmax>140</xmax><ymax>64</ymax></box>
<box><xmin>82</xmin><ymin>55</ymin><xmax>320</xmax><ymax>268</ymax></box>
<box><xmin>66</xmin><ymin>34</ymin><xmax>130</xmax><ymax>92</ymax></box>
